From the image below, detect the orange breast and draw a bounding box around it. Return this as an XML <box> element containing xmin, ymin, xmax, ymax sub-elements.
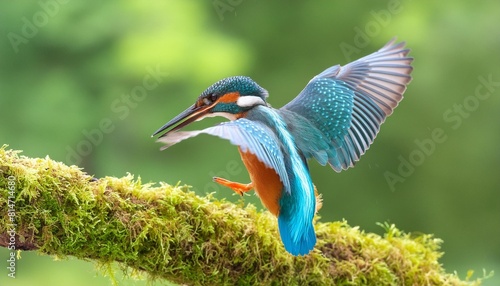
<box><xmin>239</xmin><ymin>149</ymin><xmax>283</xmax><ymax>216</ymax></box>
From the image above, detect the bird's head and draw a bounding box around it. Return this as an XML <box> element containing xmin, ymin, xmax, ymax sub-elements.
<box><xmin>152</xmin><ymin>76</ymin><xmax>268</xmax><ymax>136</ymax></box>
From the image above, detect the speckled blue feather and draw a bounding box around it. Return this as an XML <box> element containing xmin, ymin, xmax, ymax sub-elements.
<box><xmin>157</xmin><ymin>107</ymin><xmax>317</xmax><ymax>255</ymax></box>
<box><xmin>156</xmin><ymin>39</ymin><xmax>413</xmax><ymax>256</ymax></box>
<box><xmin>200</xmin><ymin>76</ymin><xmax>268</xmax><ymax>100</ymax></box>
<box><xmin>282</xmin><ymin>79</ymin><xmax>355</xmax><ymax>170</ymax></box>
<box><xmin>283</xmin><ymin>39</ymin><xmax>413</xmax><ymax>171</ymax></box>
<box><xmin>247</xmin><ymin>106</ymin><xmax>316</xmax><ymax>255</ymax></box>
<box><xmin>156</xmin><ymin>118</ymin><xmax>291</xmax><ymax>194</ymax></box>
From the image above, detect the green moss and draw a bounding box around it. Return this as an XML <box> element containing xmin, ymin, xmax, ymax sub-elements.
<box><xmin>0</xmin><ymin>145</ymin><xmax>490</xmax><ymax>285</ymax></box>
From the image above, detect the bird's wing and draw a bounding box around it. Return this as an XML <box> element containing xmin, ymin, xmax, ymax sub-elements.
<box><xmin>157</xmin><ymin>118</ymin><xmax>291</xmax><ymax>192</ymax></box>
<box><xmin>281</xmin><ymin>38</ymin><xmax>413</xmax><ymax>171</ymax></box>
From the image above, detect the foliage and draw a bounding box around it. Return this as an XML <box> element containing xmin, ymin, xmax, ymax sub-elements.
<box><xmin>0</xmin><ymin>146</ymin><xmax>489</xmax><ymax>285</ymax></box>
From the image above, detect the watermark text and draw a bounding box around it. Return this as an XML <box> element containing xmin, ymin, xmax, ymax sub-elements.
<box><xmin>5</xmin><ymin>175</ymin><xmax>17</xmax><ymax>278</ymax></box>
<box><xmin>385</xmin><ymin>74</ymin><xmax>500</xmax><ymax>191</ymax></box>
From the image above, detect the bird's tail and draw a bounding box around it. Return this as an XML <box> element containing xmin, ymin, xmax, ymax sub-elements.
<box><xmin>278</xmin><ymin>212</ymin><xmax>316</xmax><ymax>256</ymax></box>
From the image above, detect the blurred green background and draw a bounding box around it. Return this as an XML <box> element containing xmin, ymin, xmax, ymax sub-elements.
<box><xmin>1</xmin><ymin>1</ymin><xmax>499</xmax><ymax>285</ymax></box>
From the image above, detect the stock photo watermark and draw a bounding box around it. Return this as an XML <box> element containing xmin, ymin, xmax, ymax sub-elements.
<box><xmin>7</xmin><ymin>0</ymin><xmax>72</xmax><ymax>54</ymax></box>
<box><xmin>5</xmin><ymin>174</ymin><xmax>18</xmax><ymax>278</ymax></box>
<box><xmin>65</xmin><ymin>64</ymin><xmax>168</xmax><ymax>165</ymax></box>
<box><xmin>205</xmin><ymin>160</ymin><xmax>242</xmax><ymax>193</ymax></box>
<box><xmin>188</xmin><ymin>159</ymin><xmax>244</xmax><ymax>195</ymax></box>
<box><xmin>384</xmin><ymin>74</ymin><xmax>500</xmax><ymax>191</ymax></box>
<box><xmin>213</xmin><ymin>0</ymin><xmax>244</xmax><ymax>21</ymax></box>
<box><xmin>339</xmin><ymin>0</ymin><xmax>405</xmax><ymax>61</ymax></box>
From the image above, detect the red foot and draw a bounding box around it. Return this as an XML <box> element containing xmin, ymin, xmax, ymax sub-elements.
<box><xmin>213</xmin><ymin>177</ymin><xmax>253</xmax><ymax>196</ymax></box>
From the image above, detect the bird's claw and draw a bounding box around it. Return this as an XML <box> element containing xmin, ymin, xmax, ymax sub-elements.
<box><xmin>213</xmin><ymin>177</ymin><xmax>253</xmax><ymax>196</ymax></box>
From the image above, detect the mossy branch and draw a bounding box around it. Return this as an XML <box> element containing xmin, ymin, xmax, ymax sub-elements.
<box><xmin>0</xmin><ymin>146</ymin><xmax>484</xmax><ymax>285</ymax></box>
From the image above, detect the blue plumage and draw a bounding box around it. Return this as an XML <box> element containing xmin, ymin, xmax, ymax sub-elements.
<box><xmin>248</xmin><ymin>107</ymin><xmax>316</xmax><ymax>255</ymax></box>
<box><xmin>283</xmin><ymin>39</ymin><xmax>413</xmax><ymax>171</ymax></box>
<box><xmin>158</xmin><ymin>107</ymin><xmax>318</xmax><ymax>254</ymax></box>
<box><xmin>157</xmin><ymin>117</ymin><xmax>292</xmax><ymax>193</ymax></box>
<box><xmin>153</xmin><ymin>39</ymin><xmax>413</xmax><ymax>256</ymax></box>
<box><xmin>278</xmin><ymin>211</ymin><xmax>316</xmax><ymax>256</ymax></box>
<box><xmin>200</xmin><ymin>76</ymin><xmax>268</xmax><ymax>101</ymax></box>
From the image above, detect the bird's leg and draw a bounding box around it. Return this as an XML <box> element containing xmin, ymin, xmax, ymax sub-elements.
<box><xmin>213</xmin><ymin>177</ymin><xmax>253</xmax><ymax>196</ymax></box>
<box><xmin>314</xmin><ymin>184</ymin><xmax>323</xmax><ymax>213</ymax></box>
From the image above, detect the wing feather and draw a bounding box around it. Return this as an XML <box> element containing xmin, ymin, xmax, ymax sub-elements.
<box><xmin>157</xmin><ymin>118</ymin><xmax>291</xmax><ymax>192</ymax></box>
<box><xmin>282</xmin><ymin>38</ymin><xmax>413</xmax><ymax>171</ymax></box>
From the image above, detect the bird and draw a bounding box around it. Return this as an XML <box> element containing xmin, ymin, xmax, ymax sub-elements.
<box><xmin>152</xmin><ymin>38</ymin><xmax>413</xmax><ymax>256</ymax></box>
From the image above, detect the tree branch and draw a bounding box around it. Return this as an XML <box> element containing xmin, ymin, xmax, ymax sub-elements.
<box><xmin>0</xmin><ymin>146</ymin><xmax>482</xmax><ymax>285</ymax></box>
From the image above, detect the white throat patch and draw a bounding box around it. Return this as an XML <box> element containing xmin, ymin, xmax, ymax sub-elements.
<box><xmin>236</xmin><ymin>95</ymin><xmax>265</xmax><ymax>108</ymax></box>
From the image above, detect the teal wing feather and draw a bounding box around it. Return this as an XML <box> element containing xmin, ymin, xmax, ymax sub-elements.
<box><xmin>158</xmin><ymin>113</ymin><xmax>316</xmax><ymax>256</ymax></box>
<box><xmin>281</xmin><ymin>38</ymin><xmax>413</xmax><ymax>171</ymax></box>
<box><xmin>157</xmin><ymin>118</ymin><xmax>291</xmax><ymax>192</ymax></box>
<box><xmin>246</xmin><ymin>106</ymin><xmax>317</xmax><ymax>256</ymax></box>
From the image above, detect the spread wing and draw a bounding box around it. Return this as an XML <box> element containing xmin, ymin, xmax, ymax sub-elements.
<box><xmin>281</xmin><ymin>38</ymin><xmax>413</xmax><ymax>171</ymax></box>
<box><xmin>157</xmin><ymin>118</ymin><xmax>291</xmax><ymax>192</ymax></box>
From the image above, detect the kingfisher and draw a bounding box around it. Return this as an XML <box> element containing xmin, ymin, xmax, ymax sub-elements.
<box><xmin>152</xmin><ymin>39</ymin><xmax>413</xmax><ymax>256</ymax></box>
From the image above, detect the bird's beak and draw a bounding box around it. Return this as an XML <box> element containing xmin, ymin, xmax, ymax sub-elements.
<box><xmin>151</xmin><ymin>103</ymin><xmax>212</xmax><ymax>137</ymax></box>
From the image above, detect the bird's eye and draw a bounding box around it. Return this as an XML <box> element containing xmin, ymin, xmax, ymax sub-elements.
<box><xmin>202</xmin><ymin>94</ymin><xmax>217</xmax><ymax>105</ymax></box>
